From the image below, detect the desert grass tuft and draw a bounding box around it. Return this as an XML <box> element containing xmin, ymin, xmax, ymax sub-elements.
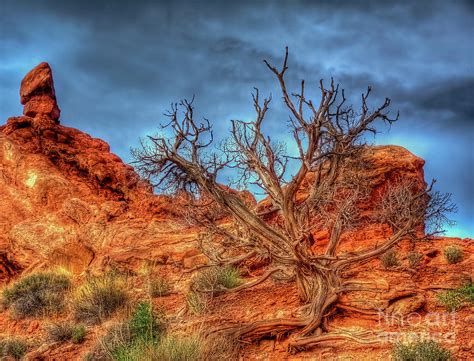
<box><xmin>186</xmin><ymin>291</ymin><xmax>207</xmax><ymax>315</ymax></box>
<box><xmin>148</xmin><ymin>276</ymin><xmax>172</xmax><ymax>297</ymax></box>
<box><xmin>407</xmin><ymin>251</ymin><xmax>423</xmax><ymax>268</ymax></box>
<box><xmin>86</xmin><ymin>301</ymin><xmax>166</xmax><ymax>360</ymax></box>
<box><xmin>1</xmin><ymin>270</ymin><xmax>71</xmax><ymax>318</ymax></box>
<box><xmin>73</xmin><ymin>272</ymin><xmax>128</xmax><ymax>324</ymax></box>
<box><xmin>47</xmin><ymin>322</ymin><xmax>86</xmax><ymax>344</ymax></box>
<box><xmin>380</xmin><ymin>249</ymin><xmax>400</xmax><ymax>269</ymax></box>
<box><xmin>191</xmin><ymin>266</ymin><xmax>242</xmax><ymax>294</ymax></box>
<box><xmin>443</xmin><ymin>245</ymin><xmax>463</xmax><ymax>264</ymax></box>
<box><xmin>0</xmin><ymin>337</ymin><xmax>28</xmax><ymax>360</ymax></box>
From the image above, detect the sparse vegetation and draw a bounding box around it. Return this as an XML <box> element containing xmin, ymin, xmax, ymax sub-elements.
<box><xmin>443</xmin><ymin>245</ymin><xmax>463</xmax><ymax>264</ymax></box>
<box><xmin>148</xmin><ymin>276</ymin><xmax>172</xmax><ymax>297</ymax></box>
<box><xmin>47</xmin><ymin>322</ymin><xmax>74</xmax><ymax>342</ymax></box>
<box><xmin>86</xmin><ymin>301</ymin><xmax>166</xmax><ymax>360</ymax></box>
<box><xmin>407</xmin><ymin>252</ymin><xmax>423</xmax><ymax>268</ymax></box>
<box><xmin>191</xmin><ymin>266</ymin><xmax>241</xmax><ymax>294</ymax></box>
<box><xmin>129</xmin><ymin>301</ymin><xmax>166</xmax><ymax>340</ymax></box>
<box><xmin>71</xmin><ymin>324</ymin><xmax>87</xmax><ymax>344</ymax></box>
<box><xmin>186</xmin><ymin>291</ymin><xmax>207</xmax><ymax>315</ymax></box>
<box><xmin>0</xmin><ymin>337</ymin><xmax>28</xmax><ymax>360</ymax></box>
<box><xmin>1</xmin><ymin>270</ymin><xmax>71</xmax><ymax>318</ymax></box>
<box><xmin>381</xmin><ymin>249</ymin><xmax>400</xmax><ymax>269</ymax></box>
<box><xmin>85</xmin><ymin>322</ymin><xmax>132</xmax><ymax>360</ymax></box>
<box><xmin>393</xmin><ymin>340</ymin><xmax>454</xmax><ymax>361</ymax></box>
<box><xmin>437</xmin><ymin>282</ymin><xmax>474</xmax><ymax>311</ymax></box>
<box><xmin>47</xmin><ymin>322</ymin><xmax>87</xmax><ymax>344</ymax></box>
<box><xmin>153</xmin><ymin>334</ymin><xmax>201</xmax><ymax>361</ymax></box>
<box><xmin>73</xmin><ymin>273</ymin><xmax>128</xmax><ymax>324</ymax></box>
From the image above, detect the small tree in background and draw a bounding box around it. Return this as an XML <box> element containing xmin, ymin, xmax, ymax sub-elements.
<box><xmin>133</xmin><ymin>48</ymin><xmax>454</xmax><ymax>350</ymax></box>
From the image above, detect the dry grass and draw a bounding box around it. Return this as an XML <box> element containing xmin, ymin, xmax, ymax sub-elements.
<box><xmin>380</xmin><ymin>249</ymin><xmax>400</xmax><ymax>269</ymax></box>
<box><xmin>191</xmin><ymin>266</ymin><xmax>242</xmax><ymax>294</ymax></box>
<box><xmin>73</xmin><ymin>272</ymin><xmax>128</xmax><ymax>324</ymax></box>
<box><xmin>0</xmin><ymin>337</ymin><xmax>28</xmax><ymax>360</ymax></box>
<box><xmin>46</xmin><ymin>322</ymin><xmax>86</xmax><ymax>344</ymax></box>
<box><xmin>148</xmin><ymin>276</ymin><xmax>172</xmax><ymax>297</ymax></box>
<box><xmin>1</xmin><ymin>269</ymin><xmax>71</xmax><ymax>318</ymax></box>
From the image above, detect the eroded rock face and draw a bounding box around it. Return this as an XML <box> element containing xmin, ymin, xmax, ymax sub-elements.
<box><xmin>0</xmin><ymin>63</ymin><xmax>194</xmax><ymax>281</ymax></box>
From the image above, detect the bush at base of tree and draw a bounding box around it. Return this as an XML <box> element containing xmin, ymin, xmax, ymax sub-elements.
<box><xmin>191</xmin><ymin>266</ymin><xmax>242</xmax><ymax>294</ymax></box>
<box><xmin>407</xmin><ymin>251</ymin><xmax>423</xmax><ymax>268</ymax></box>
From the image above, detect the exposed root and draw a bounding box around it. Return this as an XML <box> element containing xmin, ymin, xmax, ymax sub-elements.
<box><xmin>210</xmin><ymin>318</ymin><xmax>306</xmax><ymax>342</ymax></box>
<box><xmin>289</xmin><ymin>329</ymin><xmax>379</xmax><ymax>351</ymax></box>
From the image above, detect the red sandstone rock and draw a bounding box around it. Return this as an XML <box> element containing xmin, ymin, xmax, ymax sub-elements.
<box><xmin>20</xmin><ymin>62</ymin><xmax>56</xmax><ymax>104</ymax></box>
<box><xmin>19</xmin><ymin>62</ymin><xmax>60</xmax><ymax>122</ymax></box>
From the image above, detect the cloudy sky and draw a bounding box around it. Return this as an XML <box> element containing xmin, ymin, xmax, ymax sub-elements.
<box><xmin>1</xmin><ymin>0</ymin><xmax>473</xmax><ymax>237</ymax></box>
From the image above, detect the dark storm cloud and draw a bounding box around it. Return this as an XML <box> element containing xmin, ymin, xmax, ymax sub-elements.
<box><xmin>1</xmin><ymin>0</ymin><xmax>472</xmax><ymax>236</ymax></box>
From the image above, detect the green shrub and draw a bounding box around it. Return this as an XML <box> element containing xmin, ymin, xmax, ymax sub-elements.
<box><xmin>111</xmin><ymin>339</ymin><xmax>154</xmax><ymax>361</ymax></box>
<box><xmin>86</xmin><ymin>302</ymin><xmax>166</xmax><ymax>360</ymax></box>
<box><xmin>191</xmin><ymin>266</ymin><xmax>242</xmax><ymax>294</ymax></box>
<box><xmin>1</xmin><ymin>271</ymin><xmax>71</xmax><ymax>318</ymax></box>
<box><xmin>215</xmin><ymin>266</ymin><xmax>242</xmax><ymax>289</ymax></box>
<box><xmin>444</xmin><ymin>245</ymin><xmax>463</xmax><ymax>264</ymax></box>
<box><xmin>0</xmin><ymin>338</ymin><xmax>28</xmax><ymax>360</ymax></box>
<box><xmin>407</xmin><ymin>252</ymin><xmax>423</xmax><ymax>268</ymax></box>
<box><xmin>72</xmin><ymin>324</ymin><xmax>86</xmax><ymax>344</ymax></box>
<box><xmin>457</xmin><ymin>282</ymin><xmax>474</xmax><ymax>302</ymax></box>
<box><xmin>73</xmin><ymin>273</ymin><xmax>128</xmax><ymax>324</ymax></box>
<box><xmin>393</xmin><ymin>340</ymin><xmax>454</xmax><ymax>360</ymax></box>
<box><xmin>186</xmin><ymin>291</ymin><xmax>207</xmax><ymax>315</ymax></box>
<box><xmin>381</xmin><ymin>249</ymin><xmax>400</xmax><ymax>269</ymax></box>
<box><xmin>437</xmin><ymin>282</ymin><xmax>474</xmax><ymax>311</ymax></box>
<box><xmin>148</xmin><ymin>276</ymin><xmax>171</xmax><ymax>297</ymax></box>
<box><xmin>153</xmin><ymin>334</ymin><xmax>201</xmax><ymax>361</ymax></box>
<box><xmin>129</xmin><ymin>302</ymin><xmax>166</xmax><ymax>341</ymax></box>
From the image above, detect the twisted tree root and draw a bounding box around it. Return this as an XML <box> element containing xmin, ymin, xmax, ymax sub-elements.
<box><xmin>289</xmin><ymin>329</ymin><xmax>379</xmax><ymax>351</ymax></box>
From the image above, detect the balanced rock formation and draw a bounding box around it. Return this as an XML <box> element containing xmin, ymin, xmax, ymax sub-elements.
<box><xmin>20</xmin><ymin>62</ymin><xmax>61</xmax><ymax>122</ymax></box>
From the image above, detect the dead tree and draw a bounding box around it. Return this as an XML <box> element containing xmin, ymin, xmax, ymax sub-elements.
<box><xmin>133</xmin><ymin>48</ymin><xmax>454</xmax><ymax>350</ymax></box>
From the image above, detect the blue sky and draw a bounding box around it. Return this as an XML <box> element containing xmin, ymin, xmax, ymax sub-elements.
<box><xmin>1</xmin><ymin>0</ymin><xmax>472</xmax><ymax>237</ymax></box>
